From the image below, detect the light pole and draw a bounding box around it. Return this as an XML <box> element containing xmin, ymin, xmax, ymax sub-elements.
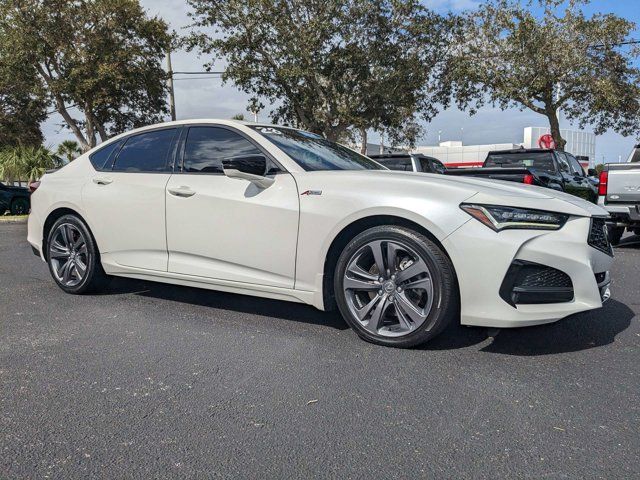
<box><xmin>166</xmin><ymin>50</ymin><xmax>176</xmax><ymax>121</ymax></box>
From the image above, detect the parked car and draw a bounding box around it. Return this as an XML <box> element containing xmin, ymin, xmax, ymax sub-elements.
<box><xmin>368</xmin><ymin>153</ymin><xmax>447</xmax><ymax>174</ymax></box>
<box><xmin>0</xmin><ymin>181</ymin><xmax>30</xmax><ymax>215</ymax></box>
<box><xmin>28</xmin><ymin>120</ymin><xmax>613</xmax><ymax>348</ymax></box>
<box><xmin>445</xmin><ymin>148</ymin><xmax>598</xmax><ymax>203</ymax></box>
<box><xmin>597</xmin><ymin>144</ymin><xmax>640</xmax><ymax>245</ymax></box>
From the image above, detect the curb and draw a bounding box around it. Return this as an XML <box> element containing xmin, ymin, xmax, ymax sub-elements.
<box><xmin>0</xmin><ymin>216</ymin><xmax>28</xmax><ymax>224</ymax></box>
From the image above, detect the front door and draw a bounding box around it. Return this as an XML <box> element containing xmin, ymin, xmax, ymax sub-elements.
<box><xmin>165</xmin><ymin>125</ymin><xmax>299</xmax><ymax>288</ymax></box>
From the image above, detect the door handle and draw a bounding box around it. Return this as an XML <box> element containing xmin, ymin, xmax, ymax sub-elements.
<box><xmin>168</xmin><ymin>186</ymin><xmax>196</xmax><ymax>198</ymax></box>
<box><xmin>92</xmin><ymin>177</ymin><xmax>113</xmax><ymax>185</ymax></box>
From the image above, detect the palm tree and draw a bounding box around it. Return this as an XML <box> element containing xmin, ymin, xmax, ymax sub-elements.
<box><xmin>0</xmin><ymin>145</ymin><xmax>61</xmax><ymax>185</ymax></box>
<box><xmin>56</xmin><ymin>140</ymin><xmax>81</xmax><ymax>162</ymax></box>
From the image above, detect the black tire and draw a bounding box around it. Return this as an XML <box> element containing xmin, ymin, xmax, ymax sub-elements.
<box><xmin>0</xmin><ymin>207</ymin><xmax>6</xmax><ymax>216</ymax></box>
<box><xmin>10</xmin><ymin>197</ymin><xmax>29</xmax><ymax>215</ymax></box>
<box><xmin>46</xmin><ymin>214</ymin><xmax>110</xmax><ymax>294</ymax></box>
<box><xmin>334</xmin><ymin>225</ymin><xmax>459</xmax><ymax>348</ymax></box>
<box><xmin>607</xmin><ymin>226</ymin><xmax>624</xmax><ymax>246</ymax></box>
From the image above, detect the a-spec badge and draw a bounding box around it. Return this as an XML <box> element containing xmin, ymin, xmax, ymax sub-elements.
<box><xmin>300</xmin><ymin>190</ymin><xmax>322</xmax><ymax>196</ymax></box>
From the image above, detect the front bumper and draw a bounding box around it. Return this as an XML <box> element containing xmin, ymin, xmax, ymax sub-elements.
<box><xmin>442</xmin><ymin>216</ymin><xmax>613</xmax><ymax>328</ymax></box>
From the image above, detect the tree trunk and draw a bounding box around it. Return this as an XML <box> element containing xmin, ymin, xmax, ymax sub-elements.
<box><xmin>546</xmin><ymin>109</ymin><xmax>566</xmax><ymax>151</ymax></box>
<box><xmin>360</xmin><ymin>128</ymin><xmax>368</xmax><ymax>155</ymax></box>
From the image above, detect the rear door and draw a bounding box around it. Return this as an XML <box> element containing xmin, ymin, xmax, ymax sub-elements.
<box><xmin>165</xmin><ymin>125</ymin><xmax>299</xmax><ymax>288</ymax></box>
<box><xmin>82</xmin><ymin>127</ymin><xmax>179</xmax><ymax>271</ymax></box>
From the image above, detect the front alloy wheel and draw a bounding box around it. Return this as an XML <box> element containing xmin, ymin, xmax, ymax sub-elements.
<box><xmin>343</xmin><ymin>240</ymin><xmax>434</xmax><ymax>337</ymax></box>
<box><xmin>334</xmin><ymin>226</ymin><xmax>458</xmax><ymax>348</ymax></box>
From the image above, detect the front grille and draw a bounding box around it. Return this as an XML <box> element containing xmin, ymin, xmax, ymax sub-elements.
<box><xmin>500</xmin><ymin>261</ymin><xmax>574</xmax><ymax>306</ymax></box>
<box><xmin>588</xmin><ymin>218</ymin><xmax>613</xmax><ymax>256</ymax></box>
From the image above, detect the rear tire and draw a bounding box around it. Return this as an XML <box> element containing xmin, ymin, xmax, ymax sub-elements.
<box><xmin>607</xmin><ymin>226</ymin><xmax>624</xmax><ymax>246</ymax></box>
<box><xmin>10</xmin><ymin>197</ymin><xmax>29</xmax><ymax>215</ymax></box>
<box><xmin>334</xmin><ymin>225</ymin><xmax>458</xmax><ymax>348</ymax></box>
<box><xmin>46</xmin><ymin>214</ymin><xmax>110</xmax><ymax>294</ymax></box>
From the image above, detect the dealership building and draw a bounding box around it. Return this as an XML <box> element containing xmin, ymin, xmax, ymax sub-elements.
<box><xmin>368</xmin><ymin>127</ymin><xmax>597</xmax><ymax>168</ymax></box>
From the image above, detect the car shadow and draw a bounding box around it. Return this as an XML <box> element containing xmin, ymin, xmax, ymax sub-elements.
<box><xmin>97</xmin><ymin>277</ymin><xmax>350</xmax><ymax>330</ymax></box>
<box><xmin>424</xmin><ymin>299</ymin><xmax>635</xmax><ymax>356</ymax></box>
<box><xmin>616</xmin><ymin>233</ymin><xmax>640</xmax><ymax>249</ymax></box>
<box><xmin>97</xmin><ymin>278</ymin><xmax>634</xmax><ymax>351</ymax></box>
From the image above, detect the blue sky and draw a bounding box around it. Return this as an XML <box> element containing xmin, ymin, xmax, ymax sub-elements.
<box><xmin>41</xmin><ymin>0</ymin><xmax>640</xmax><ymax>163</ymax></box>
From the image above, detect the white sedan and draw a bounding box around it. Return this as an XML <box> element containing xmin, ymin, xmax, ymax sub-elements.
<box><xmin>28</xmin><ymin>120</ymin><xmax>613</xmax><ymax>347</ymax></box>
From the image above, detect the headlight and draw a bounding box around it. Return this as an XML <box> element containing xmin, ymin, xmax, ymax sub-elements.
<box><xmin>460</xmin><ymin>204</ymin><xmax>569</xmax><ymax>231</ymax></box>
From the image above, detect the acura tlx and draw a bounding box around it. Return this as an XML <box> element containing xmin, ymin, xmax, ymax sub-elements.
<box><xmin>27</xmin><ymin>120</ymin><xmax>613</xmax><ymax>348</ymax></box>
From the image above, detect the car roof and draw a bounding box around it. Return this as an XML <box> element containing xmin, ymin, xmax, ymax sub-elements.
<box><xmin>369</xmin><ymin>153</ymin><xmax>439</xmax><ymax>160</ymax></box>
<box><xmin>487</xmin><ymin>148</ymin><xmax>555</xmax><ymax>155</ymax></box>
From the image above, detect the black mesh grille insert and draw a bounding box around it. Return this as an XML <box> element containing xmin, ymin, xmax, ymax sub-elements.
<box><xmin>588</xmin><ymin>218</ymin><xmax>613</xmax><ymax>256</ymax></box>
<box><xmin>514</xmin><ymin>265</ymin><xmax>572</xmax><ymax>288</ymax></box>
<box><xmin>500</xmin><ymin>261</ymin><xmax>574</xmax><ymax>306</ymax></box>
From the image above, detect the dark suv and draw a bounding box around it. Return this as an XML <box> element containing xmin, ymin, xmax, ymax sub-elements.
<box><xmin>368</xmin><ymin>153</ymin><xmax>447</xmax><ymax>174</ymax></box>
<box><xmin>0</xmin><ymin>182</ymin><xmax>30</xmax><ymax>215</ymax></box>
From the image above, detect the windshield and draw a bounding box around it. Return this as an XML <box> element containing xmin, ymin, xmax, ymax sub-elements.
<box><xmin>251</xmin><ymin>126</ymin><xmax>385</xmax><ymax>171</ymax></box>
<box><xmin>485</xmin><ymin>152</ymin><xmax>555</xmax><ymax>173</ymax></box>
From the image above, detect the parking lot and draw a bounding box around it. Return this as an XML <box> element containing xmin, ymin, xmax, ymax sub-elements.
<box><xmin>1</xmin><ymin>222</ymin><xmax>638</xmax><ymax>478</ymax></box>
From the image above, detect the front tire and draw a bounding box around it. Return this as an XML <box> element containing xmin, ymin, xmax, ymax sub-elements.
<box><xmin>334</xmin><ymin>226</ymin><xmax>458</xmax><ymax>348</ymax></box>
<box><xmin>607</xmin><ymin>226</ymin><xmax>624</xmax><ymax>246</ymax></box>
<box><xmin>46</xmin><ymin>214</ymin><xmax>109</xmax><ymax>294</ymax></box>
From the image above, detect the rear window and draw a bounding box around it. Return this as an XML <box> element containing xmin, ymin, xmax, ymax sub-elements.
<box><xmin>376</xmin><ymin>157</ymin><xmax>413</xmax><ymax>171</ymax></box>
<box><xmin>485</xmin><ymin>152</ymin><xmax>555</xmax><ymax>173</ymax></box>
<box><xmin>89</xmin><ymin>141</ymin><xmax>121</xmax><ymax>171</ymax></box>
<box><xmin>112</xmin><ymin>129</ymin><xmax>176</xmax><ymax>172</ymax></box>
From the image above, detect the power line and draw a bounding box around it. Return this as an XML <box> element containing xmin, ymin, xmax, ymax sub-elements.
<box><xmin>172</xmin><ymin>71</ymin><xmax>225</xmax><ymax>75</ymax></box>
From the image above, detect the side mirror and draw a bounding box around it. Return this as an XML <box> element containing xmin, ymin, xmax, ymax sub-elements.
<box><xmin>587</xmin><ymin>168</ymin><xmax>597</xmax><ymax>177</ymax></box>
<box><xmin>222</xmin><ymin>154</ymin><xmax>274</xmax><ymax>189</ymax></box>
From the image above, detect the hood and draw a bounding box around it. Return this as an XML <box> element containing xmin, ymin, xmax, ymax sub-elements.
<box><xmin>303</xmin><ymin>170</ymin><xmax>607</xmax><ymax>217</ymax></box>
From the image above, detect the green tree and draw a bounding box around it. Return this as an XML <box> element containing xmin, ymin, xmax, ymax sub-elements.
<box><xmin>186</xmin><ymin>0</ymin><xmax>452</xmax><ymax>145</ymax></box>
<box><xmin>446</xmin><ymin>0</ymin><xmax>640</xmax><ymax>150</ymax></box>
<box><xmin>231</xmin><ymin>113</ymin><xmax>246</xmax><ymax>121</ymax></box>
<box><xmin>56</xmin><ymin>140</ymin><xmax>81</xmax><ymax>163</ymax></box>
<box><xmin>0</xmin><ymin>0</ymin><xmax>174</xmax><ymax>152</ymax></box>
<box><xmin>0</xmin><ymin>145</ymin><xmax>61</xmax><ymax>184</ymax></box>
<box><xmin>0</xmin><ymin>30</ymin><xmax>46</xmax><ymax>147</ymax></box>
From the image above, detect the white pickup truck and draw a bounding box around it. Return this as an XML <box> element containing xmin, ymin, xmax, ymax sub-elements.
<box><xmin>598</xmin><ymin>144</ymin><xmax>640</xmax><ymax>245</ymax></box>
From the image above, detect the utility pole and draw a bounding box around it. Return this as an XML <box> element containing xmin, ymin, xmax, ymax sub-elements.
<box><xmin>166</xmin><ymin>50</ymin><xmax>176</xmax><ymax>121</ymax></box>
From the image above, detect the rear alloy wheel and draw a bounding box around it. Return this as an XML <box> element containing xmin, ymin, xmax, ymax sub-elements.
<box><xmin>334</xmin><ymin>226</ymin><xmax>458</xmax><ymax>348</ymax></box>
<box><xmin>10</xmin><ymin>198</ymin><xmax>29</xmax><ymax>215</ymax></box>
<box><xmin>46</xmin><ymin>215</ymin><xmax>109</xmax><ymax>294</ymax></box>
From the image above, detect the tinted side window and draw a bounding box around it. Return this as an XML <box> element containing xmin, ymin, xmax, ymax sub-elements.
<box><xmin>378</xmin><ymin>157</ymin><xmax>413</xmax><ymax>171</ymax></box>
<box><xmin>183</xmin><ymin>127</ymin><xmax>263</xmax><ymax>174</ymax></box>
<box><xmin>556</xmin><ymin>152</ymin><xmax>571</xmax><ymax>173</ymax></box>
<box><xmin>430</xmin><ymin>159</ymin><xmax>446</xmax><ymax>174</ymax></box>
<box><xmin>566</xmin><ymin>154</ymin><xmax>584</xmax><ymax>176</ymax></box>
<box><xmin>89</xmin><ymin>140</ymin><xmax>121</xmax><ymax>171</ymax></box>
<box><xmin>112</xmin><ymin>129</ymin><xmax>176</xmax><ymax>172</ymax></box>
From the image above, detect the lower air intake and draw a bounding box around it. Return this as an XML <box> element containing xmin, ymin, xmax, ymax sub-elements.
<box><xmin>500</xmin><ymin>261</ymin><xmax>574</xmax><ymax>306</ymax></box>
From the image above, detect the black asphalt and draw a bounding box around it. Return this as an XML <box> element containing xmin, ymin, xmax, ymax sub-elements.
<box><xmin>1</xmin><ymin>223</ymin><xmax>639</xmax><ymax>479</ymax></box>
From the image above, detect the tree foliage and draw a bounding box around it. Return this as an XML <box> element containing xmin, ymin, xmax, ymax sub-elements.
<box><xmin>0</xmin><ymin>145</ymin><xmax>62</xmax><ymax>183</ymax></box>
<box><xmin>0</xmin><ymin>29</ymin><xmax>46</xmax><ymax>148</ymax></box>
<box><xmin>446</xmin><ymin>0</ymin><xmax>640</xmax><ymax>150</ymax></box>
<box><xmin>56</xmin><ymin>140</ymin><xmax>82</xmax><ymax>162</ymax></box>
<box><xmin>0</xmin><ymin>0</ymin><xmax>174</xmax><ymax>152</ymax></box>
<box><xmin>186</xmin><ymin>0</ymin><xmax>453</xmax><ymax>144</ymax></box>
